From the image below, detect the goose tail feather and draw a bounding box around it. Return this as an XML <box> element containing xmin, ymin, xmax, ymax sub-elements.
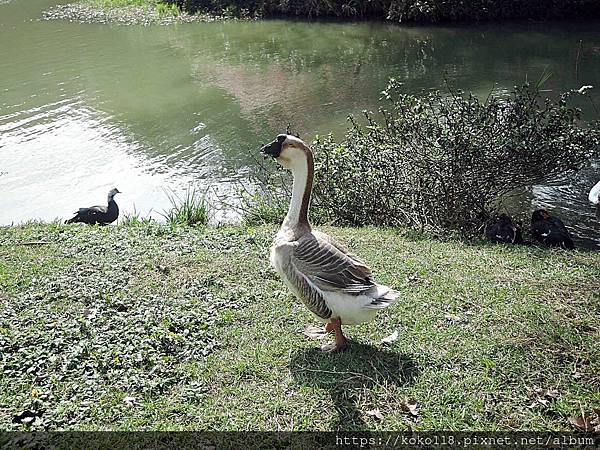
<box><xmin>364</xmin><ymin>284</ymin><xmax>400</xmax><ymax>309</ymax></box>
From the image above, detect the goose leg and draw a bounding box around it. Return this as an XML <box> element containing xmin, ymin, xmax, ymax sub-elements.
<box><xmin>321</xmin><ymin>317</ymin><xmax>348</xmax><ymax>353</ymax></box>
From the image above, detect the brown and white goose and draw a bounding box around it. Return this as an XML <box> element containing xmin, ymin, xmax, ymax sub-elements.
<box><xmin>261</xmin><ymin>134</ymin><xmax>400</xmax><ymax>352</ymax></box>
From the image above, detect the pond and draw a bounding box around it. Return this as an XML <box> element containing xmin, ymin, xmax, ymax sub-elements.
<box><xmin>1</xmin><ymin>0</ymin><xmax>599</xmax><ymax>248</ymax></box>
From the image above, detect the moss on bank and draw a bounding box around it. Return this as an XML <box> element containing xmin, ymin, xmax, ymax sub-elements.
<box><xmin>1</xmin><ymin>222</ymin><xmax>599</xmax><ymax>431</ymax></box>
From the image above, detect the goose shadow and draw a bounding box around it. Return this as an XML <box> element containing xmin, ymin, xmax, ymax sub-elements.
<box><xmin>288</xmin><ymin>342</ymin><xmax>420</xmax><ymax>431</ymax></box>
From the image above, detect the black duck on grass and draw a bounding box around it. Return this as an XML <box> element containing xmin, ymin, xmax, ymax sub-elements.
<box><xmin>65</xmin><ymin>188</ymin><xmax>121</xmax><ymax>225</ymax></box>
<box><xmin>485</xmin><ymin>214</ymin><xmax>523</xmax><ymax>244</ymax></box>
<box><xmin>531</xmin><ymin>209</ymin><xmax>575</xmax><ymax>249</ymax></box>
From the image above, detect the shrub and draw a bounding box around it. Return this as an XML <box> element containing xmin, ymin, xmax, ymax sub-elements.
<box><xmin>308</xmin><ymin>80</ymin><xmax>600</xmax><ymax>234</ymax></box>
<box><xmin>165</xmin><ymin>0</ymin><xmax>600</xmax><ymax>21</ymax></box>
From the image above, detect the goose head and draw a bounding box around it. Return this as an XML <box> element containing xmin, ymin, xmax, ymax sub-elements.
<box><xmin>108</xmin><ymin>188</ymin><xmax>121</xmax><ymax>201</ymax></box>
<box><xmin>261</xmin><ymin>134</ymin><xmax>311</xmax><ymax>170</ymax></box>
<box><xmin>531</xmin><ymin>209</ymin><xmax>551</xmax><ymax>222</ymax></box>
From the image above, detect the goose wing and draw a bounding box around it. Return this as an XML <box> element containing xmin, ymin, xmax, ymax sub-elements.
<box><xmin>291</xmin><ymin>232</ymin><xmax>375</xmax><ymax>295</ymax></box>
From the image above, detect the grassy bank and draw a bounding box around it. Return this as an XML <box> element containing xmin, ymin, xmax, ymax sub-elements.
<box><xmin>1</xmin><ymin>222</ymin><xmax>599</xmax><ymax>431</ymax></box>
<box><xmin>42</xmin><ymin>0</ymin><xmax>216</xmax><ymax>26</ymax></box>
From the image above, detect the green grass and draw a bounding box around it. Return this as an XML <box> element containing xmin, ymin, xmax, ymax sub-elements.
<box><xmin>0</xmin><ymin>222</ymin><xmax>599</xmax><ymax>431</ymax></box>
<box><xmin>87</xmin><ymin>0</ymin><xmax>157</xmax><ymax>7</ymax></box>
<box><xmin>160</xmin><ymin>188</ymin><xmax>210</xmax><ymax>227</ymax></box>
<box><xmin>86</xmin><ymin>0</ymin><xmax>181</xmax><ymax>16</ymax></box>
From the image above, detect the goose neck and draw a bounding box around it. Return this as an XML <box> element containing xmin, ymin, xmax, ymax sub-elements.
<box><xmin>283</xmin><ymin>150</ymin><xmax>314</xmax><ymax>230</ymax></box>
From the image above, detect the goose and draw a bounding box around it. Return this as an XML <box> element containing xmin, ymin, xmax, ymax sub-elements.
<box><xmin>261</xmin><ymin>134</ymin><xmax>400</xmax><ymax>352</ymax></box>
<box><xmin>485</xmin><ymin>214</ymin><xmax>523</xmax><ymax>244</ymax></box>
<box><xmin>65</xmin><ymin>188</ymin><xmax>121</xmax><ymax>225</ymax></box>
<box><xmin>531</xmin><ymin>209</ymin><xmax>575</xmax><ymax>249</ymax></box>
<box><xmin>589</xmin><ymin>180</ymin><xmax>600</xmax><ymax>219</ymax></box>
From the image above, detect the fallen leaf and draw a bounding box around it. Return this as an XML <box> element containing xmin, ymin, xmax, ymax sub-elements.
<box><xmin>123</xmin><ymin>396</ymin><xmax>138</xmax><ymax>407</ymax></box>
<box><xmin>156</xmin><ymin>265</ymin><xmax>170</xmax><ymax>275</ymax></box>
<box><xmin>82</xmin><ymin>308</ymin><xmax>97</xmax><ymax>320</ymax></box>
<box><xmin>545</xmin><ymin>389</ymin><xmax>559</xmax><ymax>399</ymax></box>
<box><xmin>366</xmin><ymin>409</ymin><xmax>384</xmax><ymax>420</ymax></box>
<box><xmin>381</xmin><ymin>331</ymin><xmax>399</xmax><ymax>345</ymax></box>
<box><xmin>401</xmin><ymin>399</ymin><xmax>419</xmax><ymax>417</ymax></box>
<box><xmin>530</xmin><ymin>387</ymin><xmax>559</xmax><ymax>406</ymax></box>
<box><xmin>569</xmin><ymin>415</ymin><xmax>593</xmax><ymax>432</ymax></box>
<box><xmin>444</xmin><ymin>314</ymin><xmax>461</xmax><ymax>323</ymax></box>
<box><xmin>406</xmin><ymin>275</ymin><xmax>419</xmax><ymax>284</ymax></box>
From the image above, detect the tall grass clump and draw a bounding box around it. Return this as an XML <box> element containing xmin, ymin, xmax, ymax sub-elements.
<box><xmin>309</xmin><ymin>80</ymin><xmax>600</xmax><ymax>234</ymax></box>
<box><xmin>161</xmin><ymin>187</ymin><xmax>210</xmax><ymax>226</ymax></box>
<box><xmin>155</xmin><ymin>1</ymin><xmax>181</xmax><ymax>15</ymax></box>
<box><xmin>121</xmin><ymin>207</ymin><xmax>155</xmax><ymax>227</ymax></box>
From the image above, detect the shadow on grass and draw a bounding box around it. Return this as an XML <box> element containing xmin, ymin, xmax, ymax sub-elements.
<box><xmin>289</xmin><ymin>342</ymin><xmax>419</xmax><ymax>431</ymax></box>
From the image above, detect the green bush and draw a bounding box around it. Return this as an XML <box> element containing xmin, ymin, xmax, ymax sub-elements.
<box><xmin>308</xmin><ymin>81</ymin><xmax>600</xmax><ymax>234</ymax></box>
<box><xmin>166</xmin><ymin>0</ymin><xmax>600</xmax><ymax>20</ymax></box>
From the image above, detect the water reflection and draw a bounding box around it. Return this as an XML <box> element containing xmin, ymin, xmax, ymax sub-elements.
<box><xmin>0</xmin><ymin>0</ymin><xmax>598</xmax><ymax>247</ymax></box>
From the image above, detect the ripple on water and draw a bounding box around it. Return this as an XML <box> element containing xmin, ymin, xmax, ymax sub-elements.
<box><xmin>0</xmin><ymin>98</ymin><xmax>201</xmax><ymax>224</ymax></box>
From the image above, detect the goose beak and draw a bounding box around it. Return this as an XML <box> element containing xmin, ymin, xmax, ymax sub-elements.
<box><xmin>261</xmin><ymin>141</ymin><xmax>282</xmax><ymax>158</ymax></box>
<box><xmin>260</xmin><ymin>134</ymin><xmax>287</xmax><ymax>158</ymax></box>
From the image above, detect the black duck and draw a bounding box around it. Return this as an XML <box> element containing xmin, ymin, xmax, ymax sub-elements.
<box><xmin>485</xmin><ymin>214</ymin><xmax>523</xmax><ymax>244</ymax></box>
<box><xmin>531</xmin><ymin>209</ymin><xmax>575</xmax><ymax>249</ymax></box>
<box><xmin>65</xmin><ymin>188</ymin><xmax>120</xmax><ymax>225</ymax></box>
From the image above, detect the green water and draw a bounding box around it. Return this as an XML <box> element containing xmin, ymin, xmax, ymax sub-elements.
<box><xmin>1</xmin><ymin>1</ymin><xmax>599</xmax><ymax>246</ymax></box>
